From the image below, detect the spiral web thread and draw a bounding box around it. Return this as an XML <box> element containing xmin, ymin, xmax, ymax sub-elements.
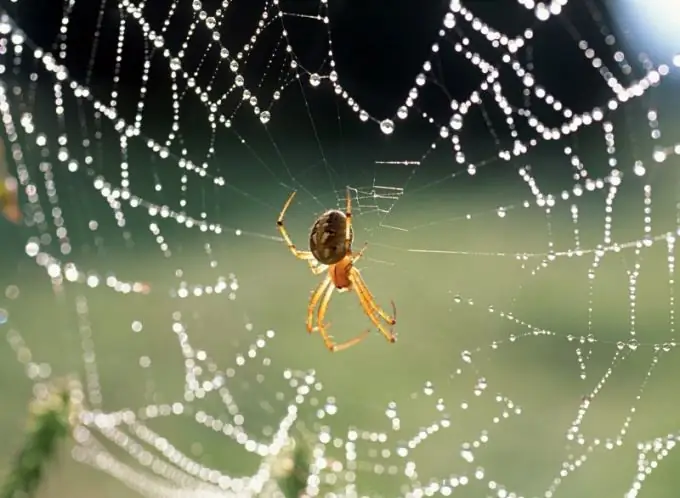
<box><xmin>1</xmin><ymin>0</ymin><xmax>680</xmax><ymax>497</ymax></box>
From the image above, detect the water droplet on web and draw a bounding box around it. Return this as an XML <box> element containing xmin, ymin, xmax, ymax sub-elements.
<box><xmin>324</xmin><ymin>401</ymin><xmax>337</xmax><ymax>415</ymax></box>
<box><xmin>628</xmin><ymin>338</ymin><xmax>639</xmax><ymax>350</ymax></box>
<box><xmin>416</xmin><ymin>73</ymin><xmax>426</xmax><ymax>86</ymax></box>
<box><xmin>397</xmin><ymin>106</ymin><xmax>408</xmax><ymax>119</ymax></box>
<box><xmin>379</xmin><ymin>119</ymin><xmax>394</xmax><ymax>134</ymax></box>
<box><xmin>359</xmin><ymin>110</ymin><xmax>369</xmax><ymax>122</ymax></box>
<box><xmin>205</xmin><ymin>17</ymin><xmax>216</xmax><ymax>29</ymax></box>
<box><xmin>235</xmin><ymin>75</ymin><xmax>244</xmax><ymax>86</ymax></box>
<box><xmin>450</xmin><ymin>113</ymin><xmax>463</xmax><ymax>130</ymax></box>
<box><xmin>5</xmin><ymin>285</ymin><xmax>19</xmax><ymax>299</ymax></box>
<box><xmin>474</xmin><ymin>377</ymin><xmax>487</xmax><ymax>396</ymax></box>
<box><xmin>169</xmin><ymin>58</ymin><xmax>181</xmax><ymax>71</ymax></box>
<box><xmin>192</xmin><ymin>0</ymin><xmax>201</xmax><ymax>10</ymax></box>
<box><xmin>229</xmin><ymin>60</ymin><xmax>239</xmax><ymax>72</ymax></box>
<box><xmin>309</xmin><ymin>73</ymin><xmax>321</xmax><ymax>86</ymax></box>
<box><xmin>259</xmin><ymin>111</ymin><xmax>271</xmax><ymax>124</ymax></box>
<box><xmin>461</xmin><ymin>449</ymin><xmax>474</xmax><ymax>463</ymax></box>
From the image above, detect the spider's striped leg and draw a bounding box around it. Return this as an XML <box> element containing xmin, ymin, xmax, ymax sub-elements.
<box><xmin>277</xmin><ymin>191</ymin><xmax>325</xmax><ymax>273</ymax></box>
<box><xmin>317</xmin><ymin>282</ymin><xmax>369</xmax><ymax>352</ymax></box>
<box><xmin>277</xmin><ymin>191</ymin><xmax>311</xmax><ymax>260</ymax></box>
<box><xmin>349</xmin><ymin>270</ymin><xmax>397</xmax><ymax>343</ymax></box>
<box><xmin>351</xmin><ymin>269</ymin><xmax>396</xmax><ymax>327</ymax></box>
<box><xmin>307</xmin><ymin>276</ymin><xmax>331</xmax><ymax>333</ymax></box>
<box><xmin>350</xmin><ymin>242</ymin><xmax>368</xmax><ymax>264</ymax></box>
<box><xmin>343</xmin><ymin>187</ymin><xmax>353</xmax><ymax>254</ymax></box>
<box><xmin>306</xmin><ymin>257</ymin><xmax>327</xmax><ymax>275</ymax></box>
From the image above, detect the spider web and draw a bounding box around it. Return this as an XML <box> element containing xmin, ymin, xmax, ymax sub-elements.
<box><xmin>0</xmin><ymin>0</ymin><xmax>679</xmax><ymax>497</ymax></box>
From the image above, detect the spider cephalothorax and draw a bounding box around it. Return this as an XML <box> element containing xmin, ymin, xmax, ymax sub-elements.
<box><xmin>276</xmin><ymin>189</ymin><xmax>397</xmax><ymax>352</ymax></box>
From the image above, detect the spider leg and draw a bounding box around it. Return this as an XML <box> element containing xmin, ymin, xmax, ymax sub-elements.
<box><xmin>317</xmin><ymin>281</ymin><xmax>370</xmax><ymax>352</ymax></box>
<box><xmin>351</xmin><ymin>268</ymin><xmax>396</xmax><ymax>326</ymax></box>
<box><xmin>350</xmin><ymin>242</ymin><xmax>368</xmax><ymax>264</ymax></box>
<box><xmin>277</xmin><ymin>191</ymin><xmax>326</xmax><ymax>274</ymax></box>
<box><xmin>344</xmin><ymin>187</ymin><xmax>353</xmax><ymax>254</ymax></box>
<box><xmin>308</xmin><ymin>260</ymin><xmax>328</xmax><ymax>275</ymax></box>
<box><xmin>307</xmin><ymin>276</ymin><xmax>331</xmax><ymax>333</ymax></box>
<box><xmin>349</xmin><ymin>269</ymin><xmax>397</xmax><ymax>343</ymax></box>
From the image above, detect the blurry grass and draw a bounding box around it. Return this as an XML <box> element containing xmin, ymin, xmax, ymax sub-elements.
<box><xmin>1</xmin><ymin>379</ymin><xmax>76</xmax><ymax>498</ymax></box>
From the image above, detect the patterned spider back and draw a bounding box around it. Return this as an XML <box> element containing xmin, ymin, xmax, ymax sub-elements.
<box><xmin>309</xmin><ymin>209</ymin><xmax>353</xmax><ymax>265</ymax></box>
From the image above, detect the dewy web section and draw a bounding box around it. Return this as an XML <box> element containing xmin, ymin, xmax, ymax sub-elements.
<box><xmin>0</xmin><ymin>0</ymin><xmax>679</xmax><ymax>497</ymax></box>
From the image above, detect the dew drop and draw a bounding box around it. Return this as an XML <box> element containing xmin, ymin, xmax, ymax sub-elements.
<box><xmin>380</xmin><ymin>119</ymin><xmax>394</xmax><ymax>135</ymax></box>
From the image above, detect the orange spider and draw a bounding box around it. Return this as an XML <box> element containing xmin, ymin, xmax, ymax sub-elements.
<box><xmin>277</xmin><ymin>189</ymin><xmax>397</xmax><ymax>352</ymax></box>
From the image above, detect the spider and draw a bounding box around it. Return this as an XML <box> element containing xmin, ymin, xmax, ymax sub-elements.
<box><xmin>277</xmin><ymin>189</ymin><xmax>397</xmax><ymax>352</ymax></box>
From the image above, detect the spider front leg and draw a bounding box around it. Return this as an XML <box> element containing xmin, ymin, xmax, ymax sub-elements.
<box><xmin>277</xmin><ymin>191</ymin><xmax>325</xmax><ymax>274</ymax></box>
<box><xmin>343</xmin><ymin>187</ymin><xmax>353</xmax><ymax>254</ymax></box>
<box><xmin>316</xmin><ymin>281</ymin><xmax>370</xmax><ymax>352</ymax></box>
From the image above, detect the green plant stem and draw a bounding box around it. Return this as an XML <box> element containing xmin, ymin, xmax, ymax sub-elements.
<box><xmin>1</xmin><ymin>388</ymin><xmax>73</xmax><ymax>498</ymax></box>
<box><xmin>275</xmin><ymin>435</ymin><xmax>312</xmax><ymax>498</ymax></box>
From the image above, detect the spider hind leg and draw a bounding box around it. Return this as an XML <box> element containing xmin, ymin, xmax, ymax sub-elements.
<box><xmin>350</xmin><ymin>269</ymin><xmax>397</xmax><ymax>343</ymax></box>
<box><xmin>316</xmin><ymin>279</ymin><xmax>370</xmax><ymax>352</ymax></box>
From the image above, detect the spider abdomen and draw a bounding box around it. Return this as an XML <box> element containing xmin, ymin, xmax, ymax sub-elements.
<box><xmin>309</xmin><ymin>209</ymin><xmax>353</xmax><ymax>265</ymax></box>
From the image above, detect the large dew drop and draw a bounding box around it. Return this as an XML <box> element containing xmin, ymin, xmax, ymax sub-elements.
<box><xmin>450</xmin><ymin>113</ymin><xmax>463</xmax><ymax>130</ymax></box>
<box><xmin>380</xmin><ymin>119</ymin><xmax>395</xmax><ymax>135</ymax></box>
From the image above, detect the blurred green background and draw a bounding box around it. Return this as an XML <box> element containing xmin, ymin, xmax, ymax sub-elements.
<box><xmin>2</xmin><ymin>151</ymin><xmax>680</xmax><ymax>498</ymax></box>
